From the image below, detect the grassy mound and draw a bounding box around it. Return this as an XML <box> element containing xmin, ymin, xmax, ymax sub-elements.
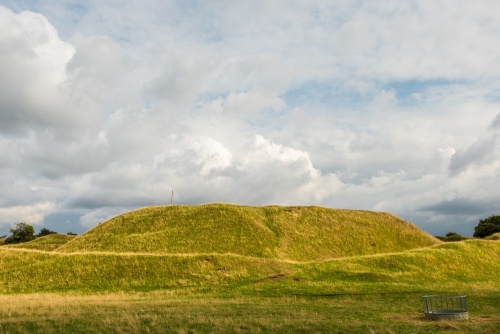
<box><xmin>2</xmin><ymin>234</ymin><xmax>77</xmax><ymax>251</ymax></box>
<box><xmin>56</xmin><ymin>204</ymin><xmax>439</xmax><ymax>261</ymax></box>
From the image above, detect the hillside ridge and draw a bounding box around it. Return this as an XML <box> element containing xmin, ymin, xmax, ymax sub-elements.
<box><xmin>1</xmin><ymin>239</ymin><xmax>498</xmax><ymax>294</ymax></box>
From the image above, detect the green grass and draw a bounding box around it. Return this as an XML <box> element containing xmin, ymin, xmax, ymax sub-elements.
<box><xmin>1</xmin><ymin>239</ymin><xmax>498</xmax><ymax>295</ymax></box>
<box><xmin>0</xmin><ymin>204</ymin><xmax>498</xmax><ymax>333</ymax></box>
<box><xmin>0</xmin><ymin>291</ymin><xmax>498</xmax><ymax>333</ymax></box>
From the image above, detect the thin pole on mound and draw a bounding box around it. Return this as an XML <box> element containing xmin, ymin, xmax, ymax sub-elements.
<box><xmin>170</xmin><ymin>190</ymin><xmax>174</xmax><ymax>205</ymax></box>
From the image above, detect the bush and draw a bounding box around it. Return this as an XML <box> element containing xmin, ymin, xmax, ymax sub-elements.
<box><xmin>473</xmin><ymin>215</ymin><xmax>500</xmax><ymax>238</ymax></box>
<box><xmin>435</xmin><ymin>232</ymin><xmax>468</xmax><ymax>242</ymax></box>
<box><xmin>37</xmin><ymin>228</ymin><xmax>57</xmax><ymax>237</ymax></box>
<box><xmin>444</xmin><ymin>234</ymin><xmax>467</xmax><ymax>242</ymax></box>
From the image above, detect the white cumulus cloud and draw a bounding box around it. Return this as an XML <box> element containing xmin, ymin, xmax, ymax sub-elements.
<box><xmin>0</xmin><ymin>202</ymin><xmax>55</xmax><ymax>227</ymax></box>
<box><xmin>1</xmin><ymin>1</ymin><xmax>500</xmax><ymax>237</ymax></box>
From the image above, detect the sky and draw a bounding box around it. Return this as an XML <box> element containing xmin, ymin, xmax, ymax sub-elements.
<box><xmin>1</xmin><ymin>0</ymin><xmax>499</xmax><ymax>237</ymax></box>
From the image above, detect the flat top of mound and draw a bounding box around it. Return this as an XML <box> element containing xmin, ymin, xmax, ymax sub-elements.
<box><xmin>56</xmin><ymin>204</ymin><xmax>439</xmax><ymax>261</ymax></box>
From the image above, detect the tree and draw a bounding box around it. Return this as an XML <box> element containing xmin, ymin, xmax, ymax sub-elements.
<box><xmin>473</xmin><ymin>215</ymin><xmax>500</xmax><ymax>238</ymax></box>
<box><xmin>4</xmin><ymin>222</ymin><xmax>35</xmax><ymax>244</ymax></box>
<box><xmin>37</xmin><ymin>228</ymin><xmax>57</xmax><ymax>237</ymax></box>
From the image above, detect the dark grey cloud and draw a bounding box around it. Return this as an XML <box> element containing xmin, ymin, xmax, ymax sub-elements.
<box><xmin>417</xmin><ymin>197</ymin><xmax>500</xmax><ymax>236</ymax></box>
<box><xmin>489</xmin><ymin>112</ymin><xmax>500</xmax><ymax>130</ymax></box>
<box><xmin>449</xmin><ymin>135</ymin><xmax>499</xmax><ymax>175</ymax></box>
<box><xmin>449</xmin><ymin>113</ymin><xmax>500</xmax><ymax>176</ymax></box>
<box><xmin>421</xmin><ymin>198</ymin><xmax>496</xmax><ymax>216</ymax></box>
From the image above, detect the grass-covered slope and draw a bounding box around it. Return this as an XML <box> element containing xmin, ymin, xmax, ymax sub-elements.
<box><xmin>0</xmin><ymin>239</ymin><xmax>498</xmax><ymax>294</ymax></box>
<box><xmin>56</xmin><ymin>204</ymin><xmax>439</xmax><ymax>261</ymax></box>
<box><xmin>2</xmin><ymin>234</ymin><xmax>76</xmax><ymax>251</ymax></box>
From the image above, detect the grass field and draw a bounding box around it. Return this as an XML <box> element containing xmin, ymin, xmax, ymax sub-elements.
<box><xmin>0</xmin><ymin>204</ymin><xmax>499</xmax><ymax>333</ymax></box>
<box><xmin>0</xmin><ymin>291</ymin><xmax>498</xmax><ymax>333</ymax></box>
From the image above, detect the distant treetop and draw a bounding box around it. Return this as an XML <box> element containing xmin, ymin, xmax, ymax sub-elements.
<box><xmin>37</xmin><ymin>228</ymin><xmax>57</xmax><ymax>237</ymax></box>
